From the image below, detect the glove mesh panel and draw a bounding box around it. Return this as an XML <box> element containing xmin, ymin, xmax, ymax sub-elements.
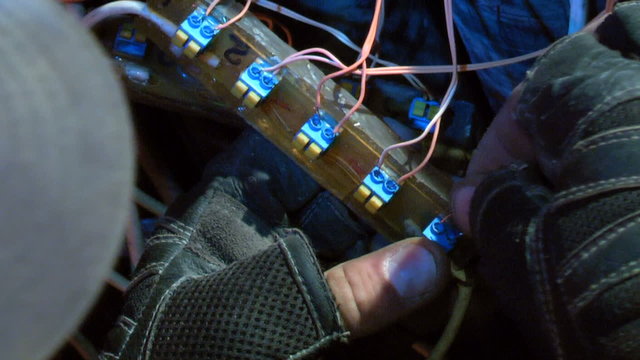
<box><xmin>551</xmin><ymin>188</ymin><xmax>640</xmax><ymax>256</ymax></box>
<box><xmin>148</xmin><ymin>245</ymin><xmax>319</xmax><ymax>360</ymax></box>
<box><xmin>581</xmin><ymin>100</ymin><xmax>640</xmax><ymax>140</ymax></box>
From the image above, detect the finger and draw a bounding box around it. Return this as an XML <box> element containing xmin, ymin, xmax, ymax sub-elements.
<box><xmin>324</xmin><ymin>237</ymin><xmax>449</xmax><ymax>338</ymax></box>
<box><xmin>452</xmin><ymin>84</ymin><xmax>536</xmax><ymax>233</ymax></box>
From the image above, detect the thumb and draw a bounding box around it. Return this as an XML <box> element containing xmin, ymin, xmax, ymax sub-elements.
<box><xmin>325</xmin><ymin>237</ymin><xmax>449</xmax><ymax>338</ymax></box>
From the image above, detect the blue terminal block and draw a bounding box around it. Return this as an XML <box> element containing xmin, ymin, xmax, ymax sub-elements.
<box><xmin>113</xmin><ymin>24</ymin><xmax>148</xmax><ymax>58</ymax></box>
<box><xmin>353</xmin><ymin>167</ymin><xmax>401</xmax><ymax>214</ymax></box>
<box><xmin>172</xmin><ymin>7</ymin><xmax>222</xmax><ymax>59</ymax></box>
<box><xmin>292</xmin><ymin>111</ymin><xmax>338</xmax><ymax>160</ymax></box>
<box><xmin>423</xmin><ymin>216</ymin><xmax>462</xmax><ymax>252</ymax></box>
<box><xmin>409</xmin><ymin>97</ymin><xmax>440</xmax><ymax>132</ymax></box>
<box><xmin>230</xmin><ymin>58</ymin><xmax>281</xmax><ymax>108</ymax></box>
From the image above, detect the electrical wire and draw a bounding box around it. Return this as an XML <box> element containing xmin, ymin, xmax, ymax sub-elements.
<box><xmin>334</xmin><ymin>61</ymin><xmax>370</xmax><ymax>131</ymax></box>
<box><xmin>378</xmin><ymin>0</ymin><xmax>458</xmax><ymax>183</ymax></box>
<box><xmin>274</xmin><ymin>19</ymin><xmax>294</xmax><ymax>46</ymax></box>
<box><xmin>107</xmin><ymin>271</ymin><xmax>131</xmax><ymax>292</ymax></box>
<box><xmin>82</xmin><ymin>0</ymin><xmax>177</xmax><ymax>38</ymax></box>
<box><xmin>126</xmin><ymin>206</ymin><xmax>145</xmax><ymax>269</ymax></box>
<box><xmin>134</xmin><ymin>188</ymin><xmax>168</xmax><ymax>216</ymax></box>
<box><xmin>216</xmin><ymin>0</ymin><xmax>253</xmax><ymax>30</ymax></box>
<box><xmin>428</xmin><ymin>265</ymin><xmax>473</xmax><ymax>360</ymax></box>
<box><xmin>569</xmin><ymin>0</ymin><xmax>588</xmax><ymax>34</ymax></box>
<box><xmin>206</xmin><ymin>0</ymin><xmax>223</xmax><ymax>15</ymax></box>
<box><xmin>206</xmin><ymin>0</ymin><xmax>253</xmax><ymax>29</ymax></box>
<box><xmin>264</xmin><ymin>47</ymin><xmax>347</xmax><ymax>73</ymax></box>
<box><xmin>270</xmin><ymin>0</ymin><xmax>383</xmax><ymax>132</ymax></box>
<box><xmin>252</xmin><ymin>0</ymin><xmax>430</xmax><ymax>95</ymax></box>
<box><xmin>313</xmin><ymin>0</ymin><xmax>383</xmax><ymax>112</ymax></box>
<box><xmin>255</xmin><ymin>13</ymin><xmax>275</xmax><ymax>29</ymax></box>
<box><xmin>272</xmin><ymin>47</ymin><xmax>544</xmax><ymax>76</ymax></box>
<box><xmin>68</xmin><ymin>332</ymin><xmax>99</xmax><ymax>360</ymax></box>
<box><xmin>364</xmin><ymin>48</ymin><xmax>545</xmax><ymax>76</ymax></box>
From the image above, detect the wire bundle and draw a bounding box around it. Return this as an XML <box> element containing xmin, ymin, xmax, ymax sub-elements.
<box><xmin>83</xmin><ymin>0</ymin><xmax>557</xmax><ymax>182</ymax></box>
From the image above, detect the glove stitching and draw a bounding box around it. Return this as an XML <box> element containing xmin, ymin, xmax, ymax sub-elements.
<box><xmin>569</xmin><ymin>259</ymin><xmax>640</xmax><ymax>314</ymax></box>
<box><xmin>571</xmin><ymin>125</ymin><xmax>640</xmax><ymax>152</ymax></box>
<box><xmin>129</xmin><ymin>262</ymin><xmax>167</xmax><ymax>285</ymax></box>
<box><xmin>515</xmin><ymin>33</ymin><xmax>590</xmax><ymax>126</ymax></box>
<box><xmin>294</xmin><ymin>229</ymin><xmax>348</xmax><ymax>332</ymax></box>
<box><xmin>133</xmin><ymin>201</ymin><xmax>211</xmax><ymax>359</ymax></box>
<box><xmin>277</xmin><ymin>237</ymin><xmax>326</xmax><ymax>338</ymax></box>
<box><xmin>146</xmin><ymin>238</ymin><xmax>189</xmax><ymax>247</ymax></box>
<box><xmin>618</xmin><ymin>1</ymin><xmax>640</xmax><ymax>10</ymax></box>
<box><xmin>554</xmin><ymin>176</ymin><xmax>640</xmax><ymax>204</ymax></box>
<box><xmin>141</xmin><ymin>276</ymin><xmax>198</xmax><ymax>360</ymax></box>
<box><xmin>287</xmin><ymin>332</ymin><xmax>349</xmax><ymax>360</ymax></box>
<box><xmin>160</xmin><ymin>216</ymin><xmax>196</xmax><ymax>233</ymax></box>
<box><xmin>156</xmin><ymin>219</ymin><xmax>194</xmax><ymax>238</ymax></box>
<box><xmin>528</xmin><ymin>218</ymin><xmax>566</xmax><ymax>359</ymax></box>
<box><xmin>573</xmin><ymin>134</ymin><xmax>640</xmax><ymax>154</ymax></box>
<box><xmin>146</xmin><ymin>234</ymin><xmax>188</xmax><ymax>247</ymax></box>
<box><xmin>299</xmin><ymin>196</ymin><xmax>324</xmax><ymax>228</ymax></box>
<box><xmin>115</xmin><ymin>315</ymin><xmax>136</xmax><ymax>334</ymax></box>
<box><xmin>569</xmin><ymin>86</ymin><xmax>640</xmax><ymax>152</ymax></box>
<box><xmin>557</xmin><ymin>211</ymin><xmax>640</xmax><ymax>280</ymax></box>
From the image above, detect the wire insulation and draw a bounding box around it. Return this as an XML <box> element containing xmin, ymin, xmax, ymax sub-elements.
<box><xmin>252</xmin><ymin>0</ymin><xmax>430</xmax><ymax>95</ymax></box>
<box><xmin>378</xmin><ymin>0</ymin><xmax>458</xmax><ymax>182</ymax></box>
<box><xmin>82</xmin><ymin>0</ymin><xmax>177</xmax><ymax>38</ymax></box>
<box><xmin>216</xmin><ymin>0</ymin><xmax>253</xmax><ymax>29</ymax></box>
<box><xmin>314</xmin><ymin>0</ymin><xmax>383</xmax><ymax>110</ymax></box>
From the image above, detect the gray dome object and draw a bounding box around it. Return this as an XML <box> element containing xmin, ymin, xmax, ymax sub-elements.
<box><xmin>0</xmin><ymin>1</ymin><xmax>134</xmax><ymax>359</ymax></box>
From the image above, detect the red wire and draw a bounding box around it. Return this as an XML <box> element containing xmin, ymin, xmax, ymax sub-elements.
<box><xmin>314</xmin><ymin>0</ymin><xmax>383</xmax><ymax>110</ymax></box>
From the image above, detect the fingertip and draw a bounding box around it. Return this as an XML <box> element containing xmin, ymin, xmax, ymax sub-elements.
<box><xmin>452</xmin><ymin>184</ymin><xmax>475</xmax><ymax>235</ymax></box>
<box><xmin>325</xmin><ymin>238</ymin><xmax>449</xmax><ymax>338</ymax></box>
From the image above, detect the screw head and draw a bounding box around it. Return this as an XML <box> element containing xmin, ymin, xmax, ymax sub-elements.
<box><xmin>188</xmin><ymin>14</ymin><xmax>203</xmax><ymax>28</ymax></box>
<box><xmin>261</xmin><ymin>72</ymin><xmax>275</xmax><ymax>88</ymax></box>
<box><xmin>371</xmin><ymin>168</ymin><xmax>385</xmax><ymax>184</ymax></box>
<box><xmin>200</xmin><ymin>25</ymin><xmax>215</xmax><ymax>38</ymax></box>
<box><xmin>384</xmin><ymin>179</ymin><xmax>399</xmax><ymax>193</ymax></box>
<box><xmin>432</xmin><ymin>222</ymin><xmax>445</xmax><ymax>234</ymax></box>
<box><xmin>248</xmin><ymin>64</ymin><xmax>261</xmax><ymax>79</ymax></box>
<box><xmin>322</xmin><ymin>128</ymin><xmax>335</xmax><ymax>141</ymax></box>
<box><xmin>309</xmin><ymin>115</ymin><xmax>323</xmax><ymax>130</ymax></box>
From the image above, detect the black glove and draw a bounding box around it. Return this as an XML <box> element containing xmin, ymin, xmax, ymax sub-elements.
<box><xmin>100</xmin><ymin>131</ymin><xmax>356</xmax><ymax>360</ymax></box>
<box><xmin>467</xmin><ymin>3</ymin><xmax>640</xmax><ymax>359</ymax></box>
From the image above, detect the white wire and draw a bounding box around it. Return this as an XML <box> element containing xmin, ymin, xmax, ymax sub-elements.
<box><xmin>82</xmin><ymin>0</ymin><xmax>177</xmax><ymax>38</ymax></box>
<box><xmin>253</xmin><ymin>0</ymin><xmax>429</xmax><ymax>94</ymax></box>
<box><xmin>569</xmin><ymin>0</ymin><xmax>587</xmax><ymax>34</ymax></box>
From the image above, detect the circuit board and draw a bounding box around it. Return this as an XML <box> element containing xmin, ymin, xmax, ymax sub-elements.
<box><xmin>137</xmin><ymin>0</ymin><xmax>452</xmax><ymax>240</ymax></box>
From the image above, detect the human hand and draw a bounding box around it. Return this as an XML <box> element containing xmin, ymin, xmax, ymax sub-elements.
<box><xmin>451</xmin><ymin>3</ymin><xmax>640</xmax><ymax>359</ymax></box>
<box><xmin>101</xmin><ymin>130</ymin><xmax>448</xmax><ymax>360</ymax></box>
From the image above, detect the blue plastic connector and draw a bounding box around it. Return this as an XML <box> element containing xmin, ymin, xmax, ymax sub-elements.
<box><xmin>423</xmin><ymin>216</ymin><xmax>462</xmax><ymax>252</ymax></box>
<box><xmin>172</xmin><ymin>7</ymin><xmax>222</xmax><ymax>58</ymax></box>
<box><xmin>409</xmin><ymin>97</ymin><xmax>440</xmax><ymax>131</ymax></box>
<box><xmin>354</xmin><ymin>167</ymin><xmax>401</xmax><ymax>214</ymax></box>
<box><xmin>113</xmin><ymin>24</ymin><xmax>147</xmax><ymax>58</ymax></box>
<box><xmin>292</xmin><ymin>111</ymin><xmax>338</xmax><ymax>159</ymax></box>
<box><xmin>230</xmin><ymin>58</ymin><xmax>281</xmax><ymax>108</ymax></box>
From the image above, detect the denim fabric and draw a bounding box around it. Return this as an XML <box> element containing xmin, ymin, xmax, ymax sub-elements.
<box><xmin>287</xmin><ymin>0</ymin><xmax>605</xmax><ymax>111</ymax></box>
<box><xmin>453</xmin><ymin>0</ymin><xmax>571</xmax><ymax>110</ymax></box>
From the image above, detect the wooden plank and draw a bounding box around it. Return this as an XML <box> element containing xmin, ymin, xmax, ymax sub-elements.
<box><xmin>139</xmin><ymin>0</ymin><xmax>452</xmax><ymax>240</ymax></box>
